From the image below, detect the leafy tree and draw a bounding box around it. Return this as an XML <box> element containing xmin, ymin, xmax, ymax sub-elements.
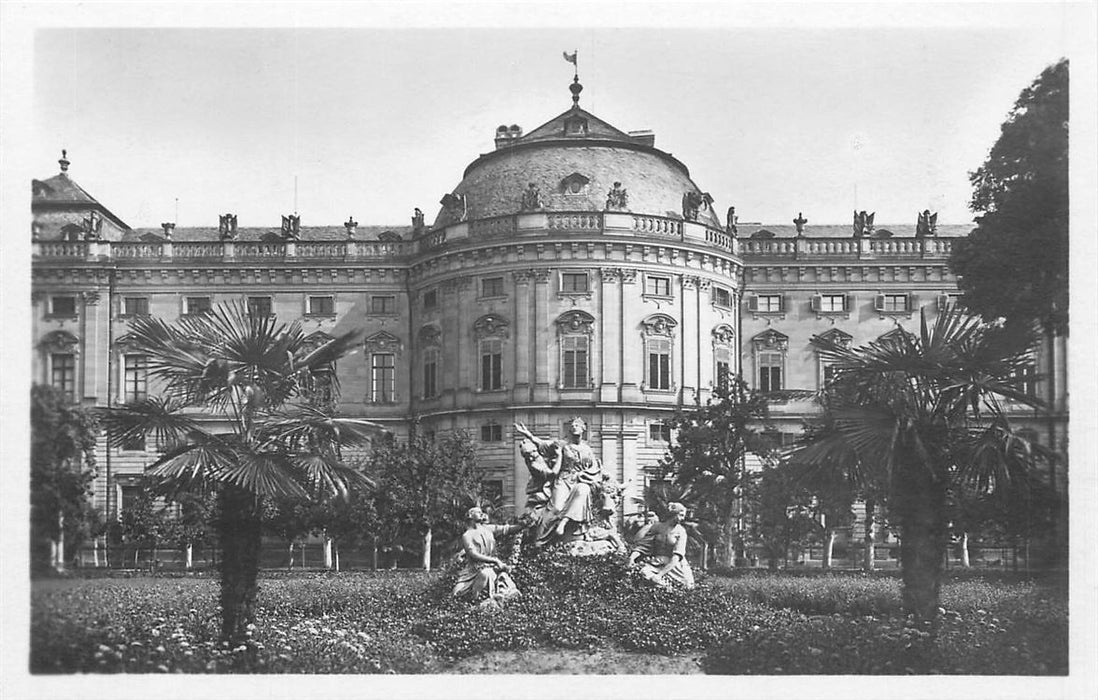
<box><xmin>117</xmin><ymin>480</ymin><xmax>172</xmax><ymax>568</ymax></box>
<box><xmin>367</xmin><ymin>427</ymin><xmax>483</xmax><ymax>571</ymax></box>
<box><xmin>162</xmin><ymin>489</ymin><xmax>218</xmax><ymax>569</ymax></box>
<box><xmin>742</xmin><ymin>463</ymin><xmax>819</xmax><ymax>571</ymax></box>
<box><xmin>949</xmin><ymin>59</ymin><xmax>1068</xmax><ymax>335</ymax></box>
<box><xmin>99</xmin><ymin>302</ymin><xmax>379</xmax><ymax>643</ymax></box>
<box><xmin>660</xmin><ymin>373</ymin><xmax>778</xmax><ymax>568</ymax></box>
<box><xmin>30</xmin><ymin>384</ymin><xmax>100</xmax><ymax>573</ymax></box>
<box><xmin>793</xmin><ymin>308</ymin><xmax>1053</xmax><ymax>622</ymax></box>
<box><xmin>263</xmin><ymin>496</ymin><xmax>315</xmax><ymax>569</ymax></box>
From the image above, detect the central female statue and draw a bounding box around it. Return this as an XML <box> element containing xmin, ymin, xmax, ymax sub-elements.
<box><xmin>514</xmin><ymin>417</ymin><xmax>604</xmax><ymax>544</ymax></box>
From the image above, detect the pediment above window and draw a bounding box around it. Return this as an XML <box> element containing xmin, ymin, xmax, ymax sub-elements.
<box><xmin>364</xmin><ymin>331</ymin><xmax>403</xmax><ymax>355</ymax></box>
<box><xmin>555</xmin><ymin>310</ymin><xmax>595</xmax><ymax>336</ymax></box>
<box><xmin>641</xmin><ymin>314</ymin><xmax>678</xmax><ymax>337</ymax></box>
<box><xmin>40</xmin><ymin>330</ymin><xmax>80</xmax><ymax>352</ymax></box>
<box><xmin>302</xmin><ymin>331</ymin><xmax>335</xmax><ymax>351</ymax></box>
<box><xmin>752</xmin><ymin>329</ymin><xmax>788</xmax><ymax>351</ymax></box>
<box><xmin>473</xmin><ymin>314</ymin><xmax>510</xmax><ymax>339</ymax></box>
<box><xmin>378</xmin><ymin>231</ymin><xmax>402</xmax><ymax>242</ymax></box>
<box><xmin>815</xmin><ymin>328</ymin><xmax>852</xmax><ymax>348</ymax></box>
<box><xmin>417</xmin><ymin>324</ymin><xmax>441</xmax><ymax>347</ymax></box>
<box><xmin>877</xmin><ymin>327</ymin><xmax>914</xmax><ymax>345</ymax></box>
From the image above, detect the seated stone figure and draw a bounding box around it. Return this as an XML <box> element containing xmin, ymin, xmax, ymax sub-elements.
<box><xmin>628</xmin><ymin>502</ymin><xmax>696</xmax><ymax>590</ymax></box>
<box><xmin>452</xmin><ymin>507</ymin><xmax>525</xmax><ymax>604</ymax></box>
<box><xmin>566</xmin><ymin>474</ymin><xmax>627</xmax><ymax>557</ymax></box>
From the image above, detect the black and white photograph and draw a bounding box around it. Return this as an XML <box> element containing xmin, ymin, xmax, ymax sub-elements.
<box><xmin>2</xmin><ymin>2</ymin><xmax>1095</xmax><ymax>699</ymax></box>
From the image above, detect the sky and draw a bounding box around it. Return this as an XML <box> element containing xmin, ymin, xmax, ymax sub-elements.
<box><xmin>30</xmin><ymin>13</ymin><xmax>1074</xmax><ymax>230</ymax></box>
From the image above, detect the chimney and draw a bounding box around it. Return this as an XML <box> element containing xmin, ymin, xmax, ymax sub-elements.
<box><xmin>161</xmin><ymin>222</ymin><xmax>175</xmax><ymax>239</ymax></box>
<box><xmin>494</xmin><ymin>124</ymin><xmax>523</xmax><ymax>150</ymax></box>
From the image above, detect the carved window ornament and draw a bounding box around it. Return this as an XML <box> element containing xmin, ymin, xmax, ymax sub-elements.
<box><xmin>877</xmin><ymin>327</ymin><xmax>916</xmax><ymax>346</ymax></box>
<box><xmin>712</xmin><ymin>324</ymin><xmax>736</xmax><ymax>347</ymax></box>
<box><xmin>640</xmin><ymin>313</ymin><xmax>678</xmax><ymax>338</ymax></box>
<box><xmin>815</xmin><ymin>328</ymin><xmax>853</xmax><ymax>349</ymax></box>
<box><xmin>555</xmin><ymin>310</ymin><xmax>595</xmax><ymax>337</ymax></box>
<box><xmin>473</xmin><ymin>314</ymin><xmax>510</xmax><ymax>340</ymax></box>
<box><xmin>364</xmin><ymin>331</ymin><xmax>403</xmax><ymax>356</ymax></box>
<box><xmin>417</xmin><ymin>324</ymin><xmax>442</xmax><ymax>347</ymax></box>
<box><xmin>301</xmin><ymin>330</ymin><xmax>335</xmax><ymax>352</ymax></box>
<box><xmin>751</xmin><ymin>329</ymin><xmax>789</xmax><ymax>352</ymax></box>
<box><xmin>560</xmin><ymin>172</ymin><xmax>590</xmax><ymax>195</ymax></box>
<box><xmin>378</xmin><ymin>230</ymin><xmax>403</xmax><ymax>242</ymax></box>
<box><xmin>40</xmin><ymin>330</ymin><xmax>80</xmax><ymax>353</ymax></box>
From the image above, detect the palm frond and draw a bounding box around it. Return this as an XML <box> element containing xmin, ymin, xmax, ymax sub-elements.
<box><xmin>145</xmin><ymin>440</ymin><xmax>237</xmax><ymax>493</ymax></box>
<box><xmin>97</xmin><ymin>398</ymin><xmax>204</xmax><ymax>450</ymax></box>
<box><xmin>218</xmin><ymin>451</ymin><xmax>309</xmax><ymax>500</ymax></box>
<box><xmin>291</xmin><ymin>453</ymin><xmax>375</xmax><ymax>500</ymax></box>
<box><xmin>259</xmin><ymin>407</ymin><xmax>385</xmax><ymax>450</ymax></box>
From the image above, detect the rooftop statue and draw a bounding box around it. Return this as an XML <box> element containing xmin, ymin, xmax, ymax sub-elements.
<box><xmin>218</xmin><ymin>213</ymin><xmax>238</xmax><ymax>241</ymax></box>
<box><xmin>916</xmin><ymin>209</ymin><xmax>938</xmax><ymax>238</ymax></box>
<box><xmin>605</xmin><ymin>181</ymin><xmax>629</xmax><ymax>211</ymax></box>
<box><xmin>520</xmin><ymin>182</ymin><xmax>544</xmax><ymax>211</ymax></box>
<box><xmin>852</xmin><ymin>210</ymin><xmax>875</xmax><ymax>238</ymax></box>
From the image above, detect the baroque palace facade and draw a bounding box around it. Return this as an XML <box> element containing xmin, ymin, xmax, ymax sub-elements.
<box><xmin>31</xmin><ymin>79</ymin><xmax>1067</xmax><ymax>549</ymax></box>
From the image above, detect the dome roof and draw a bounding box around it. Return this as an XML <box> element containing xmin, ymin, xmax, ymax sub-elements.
<box><xmin>432</xmin><ymin>105</ymin><xmax>723</xmax><ymax>229</ymax></box>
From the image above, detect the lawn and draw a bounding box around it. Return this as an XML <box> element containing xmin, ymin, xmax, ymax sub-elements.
<box><xmin>30</xmin><ymin>553</ymin><xmax>1068</xmax><ymax>675</ymax></box>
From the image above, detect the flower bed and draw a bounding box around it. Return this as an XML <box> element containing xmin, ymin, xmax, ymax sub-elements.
<box><xmin>30</xmin><ymin>556</ymin><xmax>1067</xmax><ymax>674</ymax></box>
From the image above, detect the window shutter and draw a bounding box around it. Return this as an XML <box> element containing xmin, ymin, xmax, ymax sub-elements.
<box><xmin>810</xmin><ymin>294</ymin><xmax>821</xmax><ymax>312</ymax></box>
<box><xmin>907</xmin><ymin>294</ymin><xmax>917</xmax><ymax>311</ymax></box>
<box><xmin>936</xmin><ymin>294</ymin><xmax>949</xmax><ymax>310</ymax></box>
<box><xmin>780</xmin><ymin>295</ymin><xmax>788</xmax><ymax>312</ymax></box>
<box><xmin>748</xmin><ymin>294</ymin><xmax>758</xmax><ymax>312</ymax></box>
<box><xmin>845</xmin><ymin>294</ymin><xmax>854</xmax><ymax>312</ymax></box>
<box><xmin>874</xmin><ymin>294</ymin><xmax>885</xmax><ymax>312</ymax></box>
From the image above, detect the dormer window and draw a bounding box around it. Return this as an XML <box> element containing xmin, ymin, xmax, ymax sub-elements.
<box><xmin>563</xmin><ymin>115</ymin><xmax>589</xmax><ymax>136</ymax></box>
<box><xmin>560</xmin><ymin>172</ymin><xmax>590</xmax><ymax>196</ymax></box>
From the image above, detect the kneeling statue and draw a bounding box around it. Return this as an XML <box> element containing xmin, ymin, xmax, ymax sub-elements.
<box><xmin>628</xmin><ymin>502</ymin><xmax>696</xmax><ymax>590</ymax></box>
<box><xmin>453</xmin><ymin>506</ymin><xmax>525</xmax><ymax>604</ymax></box>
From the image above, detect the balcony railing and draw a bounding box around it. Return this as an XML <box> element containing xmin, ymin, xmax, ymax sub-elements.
<box><xmin>33</xmin><ymin>238</ymin><xmax>408</xmax><ymax>262</ymax></box>
<box><xmin>740</xmin><ymin>236</ymin><xmax>954</xmax><ymax>260</ymax></box>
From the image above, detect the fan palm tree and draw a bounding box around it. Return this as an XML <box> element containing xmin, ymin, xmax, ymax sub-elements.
<box><xmin>99</xmin><ymin>302</ymin><xmax>381</xmax><ymax>643</ymax></box>
<box><xmin>791</xmin><ymin>306</ymin><xmax>1054</xmax><ymax>622</ymax></box>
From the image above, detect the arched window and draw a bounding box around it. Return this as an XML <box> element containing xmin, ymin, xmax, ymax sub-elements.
<box><xmin>40</xmin><ymin>331</ymin><xmax>80</xmax><ymax>401</ymax></box>
<box><xmin>641</xmin><ymin>314</ymin><xmax>678</xmax><ymax>392</ymax></box>
<box><xmin>417</xmin><ymin>325</ymin><xmax>442</xmax><ymax>399</ymax></box>
<box><xmin>555</xmin><ymin>310</ymin><xmax>595</xmax><ymax>389</ymax></box>
<box><xmin>364</xmin><ymin>331</ymin><xmax>402</xmax><ymax>404</ymax></box>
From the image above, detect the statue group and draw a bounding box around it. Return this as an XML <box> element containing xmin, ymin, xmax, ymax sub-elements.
<box><xmin>453</xmin><ymin>417</ymin><xmax>696</xmax><ymax>605</ymax></box>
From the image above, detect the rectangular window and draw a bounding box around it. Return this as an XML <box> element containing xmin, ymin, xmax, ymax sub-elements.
<box><xmin>480</xmin><ymin>423</ymin><xmax>503</xmax><ymax>442</ymax></box>
<box><xmin>307</xmin><ymin>295</ymin><xmax>335</xmax><ymax>316</ymax></box>
<box><xmin>647</xmin><ymin>338</ymin><xmax>672</xmax><ymax>390</ymax></box>
<box><xmin>877</xmin><ymin>294</ymin><xmax>909</xmax><ymax>313</ymax></box>
<box><xmin>247</xmin><ymin>296</ymin><xmax>272</xmax><ymax>317</ymax></box>
<box><xmin>756</xmin><ymin>294</ymin><xmax>783</xmax><ymax>313</ymax></box>
<box><xmin>645</xmin><ymin>275</ymin><xmax>672</xmax><ymax>297</ymax></box>
<box><xmin>713</xmin><ymin>287</ymin><xmax>732</xmax><ymax>307</ymax></box>
<box><xmin>184</xmin><ymin>296</ymin><xmax>212</xmax><ymax>315</ymax></box>
<box><xmin>123</xmin><ymin>297</ymin><xmax>150</xmax><ymax>317</ymax></box>
<box><xmin>480</xmin><ymin>339</ymin><xmax>503</xmax><ymax>391</ymax></box>
<box><xmin>561</xmin><ymin>335</ymin><xmax>589</xmax><ymax>388</ymax></box>
<box><xmin>371</xmin><ymin>353</ymin><xmax>395</xmax><ymax>403</ymax></box>
<box><xmin>819</xmin><ymin>294</ymin><xmax>846</xmax><ymax>313</ymax></box>
<box><xmin>715</xmin><ymin>347</ymin><xmax>732</xmax><ymax>386</ymax></box>
<box><xmin>423</xmin><ymin>349</ymin><xmax>438</xmax><ymax>399</ymax></box>
<box><xmin>123</xmin><ymin>354</ymin><xmax>148</xmax><ymax>403</ymax></box>
<box><xmin>121</xmin><ymin>433</ymin><xmax>146</xmax><ymax>451</ymax></box>
<box><xmin>649</xmin><ymin>422</ymin><xmax>672</xmax><ymax>443</ymax></box>
<box><xmin>423</xmin><ymin>289</ymin><xmax>438</xmax><ymax>310</ymax></box>
<box><xmin>50</xmin><ymin>295</ymin><xmax>77</xmax><ymax>317</ymax></box>
<box><xmin>50</xmin><ymin>353</ymin><xmax>76</xmax><ymax>399</ymax></box>
<box><xmin>561</xmin><ymin>272</ymin><xmax>589</xmax><ymax>294</ymax></box>
<box><xmin>370</xmin><ymin>295</ymin><xmax>396</xmax><ymax>314</ymax></box>
<box><xmin>481</xmin><ymin>277</ymin><xmax>505</xmax><ymax>298</ymax></box>
<box><xmin>1013</xmin><ymin>362</ymin><xmax>1039</xmax><ymax>398</ymax></box>
<box><xmin>822</xmin><ymin>364</ymin><xmax>842</xmax><ymax>388</ymax></box>
<box><xmin>758</xmin><ymin>351</ymin><xmax>783</xmax><ymax>393</ymax></box>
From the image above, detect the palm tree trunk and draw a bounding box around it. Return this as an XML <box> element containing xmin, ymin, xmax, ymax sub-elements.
<box><xmin>217</xmin><ymin>485</ymin><xmax>262</xmax><ymax>644</ymax></box>
<box><xmin>896</xmin><ymin>467</ymin><xmax>946</xmax><ymax>623</ymax></box>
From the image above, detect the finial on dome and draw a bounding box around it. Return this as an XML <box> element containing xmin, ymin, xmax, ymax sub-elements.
<box><xmin>570</xmin><ymin>75</ymin><xmax>583</xmax><ymax>107</ymax></box>
<box><xmin>58</xmin><ymin>149</ymin><xmax>70</xmax><ymax>173</ymax></box>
